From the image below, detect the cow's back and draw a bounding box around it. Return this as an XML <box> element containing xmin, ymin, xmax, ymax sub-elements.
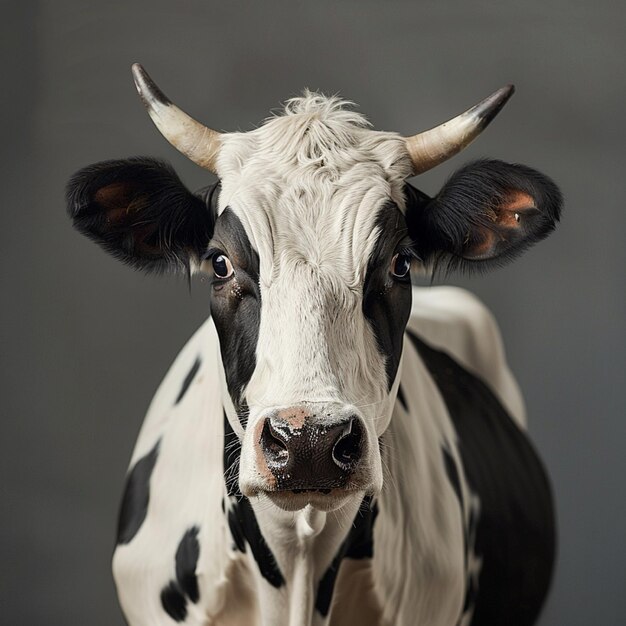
<box><xmin>407</xmin><ymin>286</ymin><xmax>526</xmax><ymax>426</ymax></box>
<box><xmin>404</xmin><ymin>286</ymin><xmax>555</xmax><ymax>626</ymax></box>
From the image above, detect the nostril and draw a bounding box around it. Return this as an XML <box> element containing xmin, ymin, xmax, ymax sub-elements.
<box><xmin>261</xmin><ymin>420</ymin><xmax>289</xmax><ymax>468</ymax></box>
<box><xmin>332</xmin><ymin>419</ymin><xmax>363</xmax><ymax>471</ymax></box>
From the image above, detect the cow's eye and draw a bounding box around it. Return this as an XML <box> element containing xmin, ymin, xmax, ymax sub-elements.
<box><xmin>391</xmin><ymin>253</ymin><xmax>412</xmax><ymax>279</ymax></box>
<box><xmin>212</xmin><ymin>254</ymin><xmax>234</xmax><ymax>279</ymax></box>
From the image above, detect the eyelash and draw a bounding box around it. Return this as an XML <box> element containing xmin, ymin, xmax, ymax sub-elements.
<box><xmin>397</xmin><ymin>245</ymin><xmax>420</xmax><ymax>261</ymax></box>
<box><xmin>202</xmin><ymin>247</ymin><xmax>223</xmax><ymax>262</ymax></box>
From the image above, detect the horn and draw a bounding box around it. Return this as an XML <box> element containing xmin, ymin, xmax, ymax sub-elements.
<box><xmin>131</xmin><ymin>63</ymin><xmax>221</xmax><ymax>173</ymax></box>
<box><xmin>404</xmin><ymin>85</ymin><xmax>515</xmax><ymax>175</ymax></box>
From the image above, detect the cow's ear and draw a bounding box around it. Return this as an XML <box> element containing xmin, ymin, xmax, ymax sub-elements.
<box><xmin>66</xmin><ymin>157</ymin><xmax>216</xmax><ymax>273</ymax></box>
<box><xmin>405</xmin><ymin>159</ymin><xmax>562</xmax><ymax>271</ymax></box>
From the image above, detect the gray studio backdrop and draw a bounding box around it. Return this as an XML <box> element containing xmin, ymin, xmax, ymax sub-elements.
<box><xmin>2</xmin><ymin>1</ymin><xmax>624</xmax><ymax>624</ymax></box>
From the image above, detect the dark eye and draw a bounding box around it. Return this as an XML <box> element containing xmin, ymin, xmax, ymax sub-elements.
<box><xmin>212</xmin><ymin>254</ymin><xmax>234</xmax><ymax>279</ymax></box>
<box><xmin>391</xmin><ymin>253</ymin><xmax>411</xmax><ymax>279</ymax></box>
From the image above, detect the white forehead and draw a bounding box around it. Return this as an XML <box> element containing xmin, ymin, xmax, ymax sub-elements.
<box><xmin>214</xmin><ymin>92</ymin><xmax>412</xmax><ymax>286</ymax></box>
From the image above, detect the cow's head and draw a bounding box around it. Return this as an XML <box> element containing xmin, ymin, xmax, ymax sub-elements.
<box><xmin>68</xmin><ymin>65</ymin><xmax>561</xmax><ymax>513</ymax></box>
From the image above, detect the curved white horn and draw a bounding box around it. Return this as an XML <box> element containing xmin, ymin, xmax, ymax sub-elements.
<box><xmin>405</xmin><ymin>85</ymin><xmax>515</xmax><ymax>175</ymax></box>
<box><xmin>131</xmin><ymin>63</ymin><xmax>221</xmax><ymax>173</ymax></box>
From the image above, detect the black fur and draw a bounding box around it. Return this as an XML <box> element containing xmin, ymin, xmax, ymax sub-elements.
<box><xmin>223</xmin><ymin>413</ymin><xmax>285</xmax><ymax>588</ymax></box>
<box><xmin>209</xmin><ymin>209</ymin><xmax>261</xmax><ymax>413</ymax></box>
<box><xmin>362</xmin><ymin>206</ymin><xmax>413</xmax><ymax>389</ymax></box>
<box><xmin>397</xmin><ymin>385</ymin><xmax>408</xmax><ymax>411</ymax></box>
<box><xmin>159</xmin><ymin>526</ymin><xmax>201</xmax><ymax>621</ymax></box>
<box><xmin>405</xmin><ymin>159</ymin><xmax>562</xmax><ymax>273</ymax></box>
<box><xmin>227</xmin><ymin>495</ymin><xmax>285</xmax><ymax>588</ymax></box>
<box><xmin>408</xmin><ymin>332</ymin><xmax>556</xmax><ymax>626</ymax></box>
<box><xmin>315</xmin><ymin>496</ymin><xmax>378</xmax><ymax>616</ymax></box>
<box><xmin>160</xmin><ymin>581</ymin><xmax>187</xmax><ymax>622</ymax></box>
<box><xmin>66</xmin><ymin>157</ymin><xmax>215</xmax><ymax>273</ymax></box>
<box><xmin>175</xmin><ymin>356</ymin><xmax>201</xmax><ymax>405</ymax></box>
<box><xmin>175</xmin><ymin>526</ymin><xmax>201</xmax><ymax>603</ymax></box>
<box><xmin>116</xmin><ymin>440</ymin><xmax>160</xmax><ymax>545</ymax></box>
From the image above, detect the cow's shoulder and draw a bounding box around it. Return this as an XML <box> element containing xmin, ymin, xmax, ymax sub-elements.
<box><xmin>129</xmin><ymin>316</ymin><xmax>220</xmax><ymax>458</ymax></box>
<box><xmin>407</xmin><ymin>286</ymin><xmax>525</xmax><ymax>426</ymax></box>
<box><xmin>113</xmin><ymin>317</ymin><xmax>237</xmax><ymax>624</ymax></box>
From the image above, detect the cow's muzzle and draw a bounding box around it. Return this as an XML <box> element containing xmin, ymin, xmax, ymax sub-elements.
<box><xmin>256</xmin><ymin>408</ymin><xmax>364</xmax><ymax>492</ymax></box>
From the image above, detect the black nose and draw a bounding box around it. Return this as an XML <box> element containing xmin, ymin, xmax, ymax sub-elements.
<box><xmin>259</xmin><ymin>415</ymin><xmax>364</xmax><ymax>491</ymax></box>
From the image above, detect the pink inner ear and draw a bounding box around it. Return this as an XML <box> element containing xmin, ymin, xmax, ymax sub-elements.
<box><xmin>463</xmin><ymin>190</ymin><xmax>537</xmax><ymax>260</ymax></box>
<box><xmin>95</xmin><ymin>182</ymin><xmax>132</xmax><ymax>209</ymax></box>
<box><xmin>466</xmin><ymin>229</ymin><xmax>497</xmax><ymax>258</ymax></box>
<box><xmin>497</xmin><ymin>190</ymin><xmax>536</xmax><ymax>228</ymax></box>
<box><xmin>95</xmin><ymin>183</ymin><xmax>147</xmax><ymax>225</ymax></box>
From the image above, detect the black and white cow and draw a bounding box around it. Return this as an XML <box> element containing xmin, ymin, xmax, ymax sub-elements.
<box><xmin>67</xmin><ymin>65</ymin><xmax>560</xmax><ymax>626</ymax></box>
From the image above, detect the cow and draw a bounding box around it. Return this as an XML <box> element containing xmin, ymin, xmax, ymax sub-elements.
<box><xmin>66</xmin><ymin>64</ymin><xmax>561</xmax><ymax>626</ymax></box>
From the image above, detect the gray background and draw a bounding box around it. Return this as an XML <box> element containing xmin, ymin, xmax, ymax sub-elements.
<box><xmin>2</xmin><ymin>1</ymin><xmax>624</xmax><ymax>624</ymax></box>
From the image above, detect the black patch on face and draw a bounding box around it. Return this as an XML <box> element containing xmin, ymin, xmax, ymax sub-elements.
<box><xmin>174</xmin><ymin>356</ymin><xmax>201</xmax><ymax>405</ymax></box>
<box><xmin>116</xmin><ymin>440</ymin><xmax>160</xmax><ymax>545</ymax></box>
<box><xmin>223</xmin><ymin>411</ymin><xmax>285</xmax><ymax>587</ymax></box>
<box><xmin>362</xmin><ymin>205</ymin><xmax>413</xmax><ymax>390</ymax></box>
<box><xmin>315</xmin><ymin>496</ymin><xmax>378</xmax><ymax>616</ymax></box>
<box><xmin>160</xmin><ymin>581</ymin><xmax>187</xmax><ymax>622</ymax></box>
<box><xmin>175</xmin><ymin>526</ymin><xmax>201</xmax><ymax>603</ymax></box>
<box><xmin>408</xmin><ymin>332</ymin><xmax>556</xmax><ymax>626</ymax></box>
<box><xmin>209</xmin><ymin>208</ymin><xmax>260</xmax><ymax>414</ymax></box>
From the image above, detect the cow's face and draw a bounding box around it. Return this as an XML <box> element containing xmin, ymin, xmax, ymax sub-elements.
<box><xmin>67</xmin><ymin>72</ymin><xmax>561</xmax><ymax>513</ymax></box>
<box><xmin>207</xmin><ymin>108</ymin><xmax>414</xmax><ymax>507</ymax></box>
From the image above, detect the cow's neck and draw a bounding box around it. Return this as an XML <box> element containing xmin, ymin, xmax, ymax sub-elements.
<box><xmin>251</xmin><ymin>496</ymin><xmax>363</xmax><ymax>626</ymax></box>
<box><xmin>219</xmin><ymin>371</ymin><xmax>365</xmax><ymax>625</ymax></box>
<box><xmin>218</xmin><ymin>326</ymin><xmax>396</xmax><ymax>626</ymax></box>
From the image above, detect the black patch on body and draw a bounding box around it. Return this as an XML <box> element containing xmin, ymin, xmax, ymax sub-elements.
<box><xmin>315</xmin><ymin>496</ymin><xmax>378</xmax><ymax>616</ymax></box>
<box><xmin>442</xmin><ymin>446</ymin><xmax>464</xmax><ymax>515</ymax></box>
<box><xmin>397</xmin><ymin>385</ymin><xmax>408</xmax><ymax>411</ymax></box>
<box><xmin>223</xmin><ymin>412</ymin><xmax>284</xmax><ymax>588</ymax></box>
<box><xmin>227</xmin><ymin>496</ymin><xmax>285</xmax><ymax>588</ymax></box>
<box><xmin>175</xmin><ymin>356</ymin><xmax>201</xmax><ymax>405</ymax></box>
<box><xmin>408</xmin><ymin>332</ymin><xmax>556</xmax><ymax>626</ymax></box>
<box><xmin>209</xmin><ymin>208</ymin><xmax>260</xmax><ymax>414</ymax></box>
<box><xmin>159</xmin><ymin>526</ymin><xmax>201</xmax><ymax>620</ymax></box>
<box><xmin>175</xmin><ymin>527</ymin><xmax>201</xmax><ymax>602</ymax></box>
<box><xmin>160</xmin><ymin>581</ymin><xmax>187</xmax><ymax>622</ymax></box>
<box><xmin>116</xmin><ymin>440</ymin><xmax>160</xmax><ymax>545</ymax></box>
<box><xmin>362</xmin><ymin>206</ymin><xmax>413</xmax><ymax>389</ymax></box>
